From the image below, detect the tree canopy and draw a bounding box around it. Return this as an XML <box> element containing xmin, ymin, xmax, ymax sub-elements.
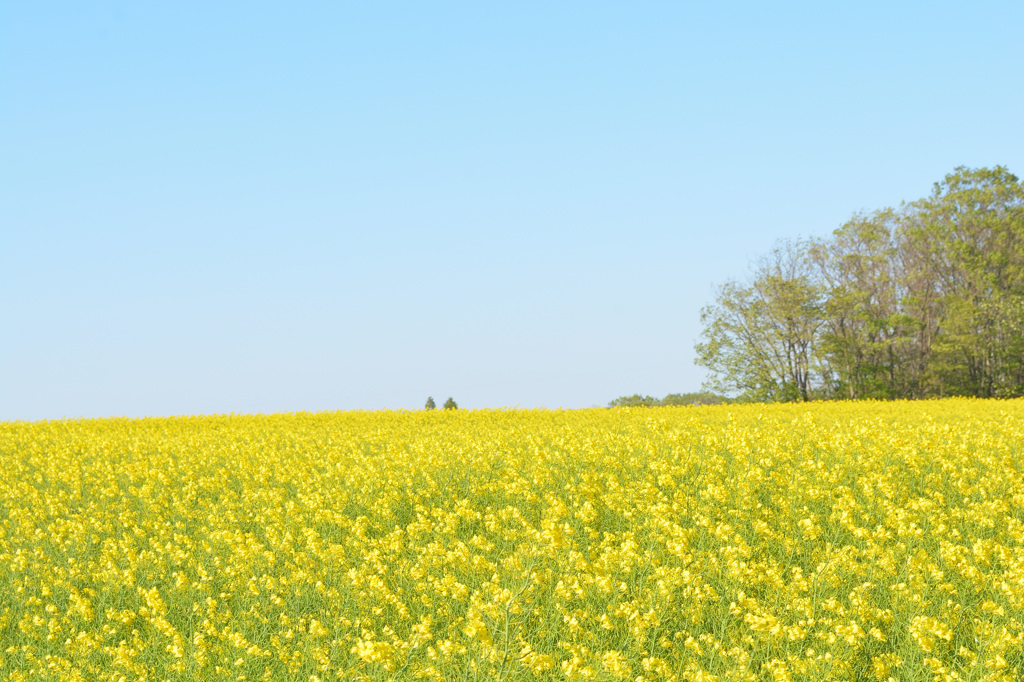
<box><xmin>696</xmin><ymin>166</ymin><xmax>1024</xmax><ymax>402</ymax></box>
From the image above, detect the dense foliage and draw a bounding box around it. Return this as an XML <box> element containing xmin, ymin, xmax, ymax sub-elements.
<box><xmin>3</xmin><ymin>400</ymin><xmax>1024</xmax><ymax>680</ymax></box>
<box><xmin>696</xmin><ymin>166</ymin><xmax>1024</xmax><ymax>402</ymax></box>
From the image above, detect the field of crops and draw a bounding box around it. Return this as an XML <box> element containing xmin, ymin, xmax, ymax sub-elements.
<box><xmin>2</xmin><ymin>400</ymin><xmax>1023</xmax><ymax>681</ymax></box>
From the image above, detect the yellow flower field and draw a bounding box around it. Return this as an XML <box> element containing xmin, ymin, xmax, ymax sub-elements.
<box><xmin>2</xmin><ymin>399</ymin><xmax>1024</xmax><ymax>681</ymax></box>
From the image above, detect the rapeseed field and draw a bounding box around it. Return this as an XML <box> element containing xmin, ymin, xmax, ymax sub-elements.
<box><xmin>2</xmin><ymin>400</ymin><xmax>1023</xmax><ymax>681</ymax></box>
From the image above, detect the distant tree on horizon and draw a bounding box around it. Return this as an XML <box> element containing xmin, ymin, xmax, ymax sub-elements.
<box><xmin>425</xmin><ymin>396</ymin><xmax>436</xmax><ymax>410</ymax></box>
<box><xmin>443</xmin><ymin>397</ymin><xmax>458</xmax><ymax>410</ymax></box>
<box><xmin>659</xmin><ymin>392</ymin><xmax>728</xmax><ymax>406</ymax></box>
<box><xmin>609</xmin><ymin>392</ymin><xmax>729</xmax><ymax>408</ymax></box>
<box><xmin>608</xmin><ymin>394</ymin><xmax>660</xmax><ymax>408</ymax></box>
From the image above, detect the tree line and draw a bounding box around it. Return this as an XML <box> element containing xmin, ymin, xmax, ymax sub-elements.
<box><xmin>695</xmin><ymin>166</ymin><xmax>1024</xmax><ymax>402</ymax></box>
<box><xmin>608</xmin><ymin>392</ymin><xmax>728</xmax><ymax>407</ymax></box>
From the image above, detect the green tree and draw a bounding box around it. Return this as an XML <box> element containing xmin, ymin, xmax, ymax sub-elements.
<box><xmin>695</xmin><ymin>240</ymin><xmax>825</xmax><ymax>402</ymax></box>
<box><xmin>443</xmin><ymin>397</ymin><xmax>458</xmax><ymax>410</ymax></box>
<box><xmin>608</xmin><ymin>394</ymin><xmax>660</xmax><ymax>407</ymax></box>
<box><xmin>696</xmin><ymin>165</ymin><xmax>1024</xmax><ymax>402</ymax></box>
<box><xmin>609</xmin><ymin>392</ymin><xmax>729</xmax><ymax>407</ymax></box>
<box><xmin>809</xmin><ymin>209</ymin><xmax>921</xmax><ymax>399</ymax></box>
<box><xmin>908</xmin><ymin>166</ymin><xmax>1024</xmax><ymax>397</ymax></box>
<box><xmin>659</xmin><ymin>392</ymin><xmax>728</xmax><ymax>406</ymax></box>
<box><xmin>424</xmin><ymin>396</ymin><xmax>436</xmax><ymax>410</ymax></box>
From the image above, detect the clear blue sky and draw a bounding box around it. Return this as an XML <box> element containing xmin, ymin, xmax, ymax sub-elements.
<box><xmin>3</xmin><ymin>2</ymin><xmax>1023</xmax><ymax>420</ymax></box>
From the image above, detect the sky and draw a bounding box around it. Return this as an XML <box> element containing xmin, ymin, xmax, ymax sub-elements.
<box><xmin>3</xmin><ymin>2</ymin><xmax>1023</xmax><ymax>420</ymax></box>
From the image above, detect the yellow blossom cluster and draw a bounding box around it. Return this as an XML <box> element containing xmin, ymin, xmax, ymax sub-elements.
<box><xmin>2</xmin><ymin>399</ymin><xmax>1023</xmax><ymax>680</ymax></box>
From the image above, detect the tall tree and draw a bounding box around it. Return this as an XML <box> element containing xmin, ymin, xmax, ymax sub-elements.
<box><xmin>696</xmin><ymin>241</ymin><xmax>825</xmax><ymax>401</ymax></box>
<box><xmin>909</xmin><ymin>166</ymin><xmax>1024</xmax><ymax>397</ymax></box>
<box><xmin>809</xmin><ymin>210</ymin><xmax>917</xmax><ymax>399</ymax></box>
